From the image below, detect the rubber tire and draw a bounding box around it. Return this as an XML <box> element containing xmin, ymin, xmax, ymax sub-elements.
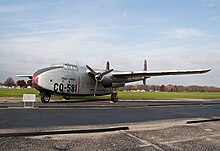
<box><xmin>41</xmin><ymin>92</ymin><xmax>51</xmax><ymax>103</ymax></box>
<box><xmin>63</xmin><ymin>95</ymin><xmax>71</xmax><ymax>100</ymax></box>
<box><xmin>111</xmin><ymin>93</ymin><xmax>118</xmax><ymax>103</ymax></box>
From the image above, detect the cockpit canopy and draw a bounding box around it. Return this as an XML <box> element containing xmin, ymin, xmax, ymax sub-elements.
<box><xmin>51</xmin><ymin>63</ymin><xmax>78</xmax><ymax>70</ymax></box>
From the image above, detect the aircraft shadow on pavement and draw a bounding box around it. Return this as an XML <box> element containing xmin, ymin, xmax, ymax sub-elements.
<box><xmin>50</xmin><ymin>98</ymin><xmax>110</xmax><ymax>103</ymax></box>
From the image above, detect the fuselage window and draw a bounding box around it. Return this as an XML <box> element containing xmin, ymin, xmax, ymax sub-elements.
<box><xmin>51</xmin><ymin>63</ymin><xmax>78</xmax><ymax>71</ymax></box>
<box><xmin>63</xmin><ymin>64</ymin><xmax>78</xmax><ymax>71</ymax></box>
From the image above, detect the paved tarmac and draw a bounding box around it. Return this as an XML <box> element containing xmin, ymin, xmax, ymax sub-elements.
<box><xmin>0</xmin><ymin>98</ymin><xmax>220</xmax><ymax>150</ymax></box>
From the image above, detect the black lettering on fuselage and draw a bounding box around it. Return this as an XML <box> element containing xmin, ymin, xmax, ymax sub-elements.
<box><xmin>54</xmin><ymin>83</ymin><xmax>59</xmax><ymax>92</ymax></box>
<box><xmin>53</xmin><ymin>83</ymin><xmax>77</xmax><ymax>93</ymax></box>
<box><xmin>59</xmin><ymin>83</ymin><xmax>64</xmax><ymax>92</ymax></box>
<box><xmin>67</xmin><ymin>83</ymin><xmax>71</xmax><ymax>92</ymax></box>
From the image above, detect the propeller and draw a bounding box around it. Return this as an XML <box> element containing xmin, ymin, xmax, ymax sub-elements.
<box><xmin>86</xmin><ymin>64</ymin><xmax>113</xmax><ymax>96</ymax></box>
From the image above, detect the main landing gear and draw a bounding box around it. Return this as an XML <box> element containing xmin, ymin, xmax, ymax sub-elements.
<box><xmin>63</xmin><ymin>95</ymin><xmax>71</xmax><ymax>100</ymax></box>
<box><xmin>110</xmin><ymin>91</ymin><xmax>118</xmax><ymax>103</ymax></box>
<box><xmin>40</xmin><ymin>92</ymin><xmax>51</xmax><ymax>103</ymax></box>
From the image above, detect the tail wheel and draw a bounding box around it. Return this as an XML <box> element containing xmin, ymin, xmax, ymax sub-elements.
<box><xmin>41</xmin><ymin>92</ymin><xmax>51</xmax><ymax>103</ymax></box>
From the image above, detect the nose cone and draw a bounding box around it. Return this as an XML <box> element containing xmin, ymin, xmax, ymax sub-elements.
<box><xmin>32</xmin><ymin>73</ymin><xmax>38</xmax><ymax>87</ymax></box>
<box><xmin>31</xmin><ymin>66</ymin><xmax>63</xmax><ymax>91</ymax></box>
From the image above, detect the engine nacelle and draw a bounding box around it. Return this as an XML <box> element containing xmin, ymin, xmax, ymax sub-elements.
<box><xmin>100</xmin><ymin>76</ymin><xmax>112</xmax><ymax>87</ymax></box>
<box><xmin>112</xmin><ymin>82</ymin><xmax>125</xmax><ymax>88</ymax></box>
<box><xmin>100</xmin><ymin>76</ymin><xmax>125</xmax><ymax>88</ymax></box>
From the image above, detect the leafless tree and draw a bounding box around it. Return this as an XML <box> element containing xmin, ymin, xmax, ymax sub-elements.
<box><xmin>4</xmin><ymin>77</ymin><xmax>16</xmax><ymax>87</ymax></box>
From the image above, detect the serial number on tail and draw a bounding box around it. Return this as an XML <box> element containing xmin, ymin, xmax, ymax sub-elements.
<box><xmin>54</xmin><ymin>83</ymin><xmax>77</xmax><ymax>93</ymax></box>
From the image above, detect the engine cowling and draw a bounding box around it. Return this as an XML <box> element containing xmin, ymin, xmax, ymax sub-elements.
<box><xmin>101</xmin><ymin>76</ymin><xmax>112</xmax><ymax>87</ymax></box>
<box><xmin>100</xmin><ymin>76</ymin><xmax>125</xmax><ymax>88</ymax></box>
<box><xmin>112</xmin><ymin>82</ymin><xmax>125</xmax><ymax>88</ymax></box>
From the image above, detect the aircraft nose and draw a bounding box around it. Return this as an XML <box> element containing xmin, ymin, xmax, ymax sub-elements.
<box><xmin>32</xmin><ymin>74</ymin><xmax>38</xmax><ymax>87</ymax></box>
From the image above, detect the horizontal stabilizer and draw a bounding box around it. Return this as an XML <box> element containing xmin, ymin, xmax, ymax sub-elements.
<box><xmin>16</xmin><ymin>75</ymin><xmax>33</xmax><ymax>79</ymax></box>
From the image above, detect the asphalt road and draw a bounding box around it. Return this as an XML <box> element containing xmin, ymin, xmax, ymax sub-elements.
<box><xmin>0</xmin><ymin>99</ymin><xmax>220</xmax><ymax>129</ymax></box>
<box><xmin>0</xmin><ymin>99</ymin><xmax>220</xmax><ymax>151</ymax></box>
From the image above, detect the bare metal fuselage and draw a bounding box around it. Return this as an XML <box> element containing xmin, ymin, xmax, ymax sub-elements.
<box><xmin>33</xmin><ymin>64</ymin><xmax>112</xmax><ymax>96</ymax></box>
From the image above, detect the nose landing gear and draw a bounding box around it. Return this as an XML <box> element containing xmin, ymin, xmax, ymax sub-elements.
<box><xmin>40</xmin><ymin>92</ymin><xmax>51</xmax><ymax>103</ymax></box>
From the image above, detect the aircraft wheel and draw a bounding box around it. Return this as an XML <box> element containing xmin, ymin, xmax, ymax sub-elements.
<box><xmin>41</xmin><ymin>92</ymin><xmax>51</xmax><ymax>103</ymax></box>
<box><xmin>63</xmin><ymin>95</ymin><xmax>70</xmax><ymax>100</ymax></box>
<box><xmin>111</xmin><ymin>93</ymin><xmax>118</xmax><ymax>103</ymax></box>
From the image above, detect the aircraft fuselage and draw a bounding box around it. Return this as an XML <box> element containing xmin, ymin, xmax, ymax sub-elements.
<box><xmin>33</xmin><ymin>64</ymin><xmax>112</xmax><ymax>96</ymax></box>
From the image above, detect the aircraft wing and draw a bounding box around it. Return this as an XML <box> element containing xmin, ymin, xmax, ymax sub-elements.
<box><xmin>111</xmin><ymin>69</ymin><xmax>211</xmax><ymax>82</ymax></box>
<box><xmin>16</xmin><ymin>75</ymin><xmax>33</xmax><ymax>79</ymax></box>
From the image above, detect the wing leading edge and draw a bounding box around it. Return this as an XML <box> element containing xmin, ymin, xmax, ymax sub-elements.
<box><xmin>112</xmin><ymin>69</ymin><xmax>211</xmax><ymax>82</ymax></box>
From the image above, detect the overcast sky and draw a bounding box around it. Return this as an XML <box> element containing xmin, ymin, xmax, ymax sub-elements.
<box><xmin>0</xmin><ymin>0</ymin><xmax>220</xmax><ymax>86</ymax></box>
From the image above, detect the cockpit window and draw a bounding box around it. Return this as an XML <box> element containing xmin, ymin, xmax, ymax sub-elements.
<box><xmin>51</xmin><ymin>63</ymin><xmax>78</xmax><ymax>70</ymax></box>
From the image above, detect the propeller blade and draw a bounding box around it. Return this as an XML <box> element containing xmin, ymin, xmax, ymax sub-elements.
<box><xmin>106</xmin><ymin>61</ymin><xmax>110</xmax><ymax>71</ymax></box>
<box><xmin>86</xmin><ymin>65</ymin><xmax>97</xmax><ymax>75</ymax></box>
<box><xmin>94</xmin><ymin>81</ymin><xmax>98</xmax><ymax>96</ymax></box>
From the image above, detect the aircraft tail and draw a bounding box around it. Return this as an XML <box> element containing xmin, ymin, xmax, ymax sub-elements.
<box><xmin>143</xmin><ymin>59</ymin><xmax>147</xmax><ymax>85</ymax></box>
<box><xmin>106</xmin><ymin>61</ymin><xmax>110</xmax><ymax>71</ymax></box>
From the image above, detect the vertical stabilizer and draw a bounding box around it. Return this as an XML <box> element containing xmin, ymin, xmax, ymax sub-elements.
<box><xmin>143</xmin><ymin>59</ymin><xmax>147</xmax><ymax>85</ymax></box>
<box><xmin>144</xmin><ymin>59</ymin><xmax>147</xmax><ymax>71</ymax></box>
<box><xmin>106</xmin><ymin>61</ymin><xmax>110</xmax><ymax>71</ymax></box>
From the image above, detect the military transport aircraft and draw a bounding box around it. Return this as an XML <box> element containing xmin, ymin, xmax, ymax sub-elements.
<box><xmin>17</xmin><ymin>60</ymin><xmax>210</xmax><ymax>103</ymax></box>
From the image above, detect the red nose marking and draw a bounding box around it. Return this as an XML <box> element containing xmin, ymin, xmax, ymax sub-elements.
<box><xmin>32</xmin><ymin>74</ymin><xmax>38</xmax><ymax>87</ymax></box>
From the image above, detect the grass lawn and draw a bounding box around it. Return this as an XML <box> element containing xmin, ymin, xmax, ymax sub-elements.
<box><xmin>0</xmin><ymin>88</ymin><xmax>39</xmax><ymax>97</ymax></box>
<box><xmin>118</xmin><ymin>92</ymin><xmax>220</xmax><ymax>99</ymax></box>
<box><xmin>0</xmin><ymin>88</ymin><xmax>220</xmax><ymax>99</ymax></box>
